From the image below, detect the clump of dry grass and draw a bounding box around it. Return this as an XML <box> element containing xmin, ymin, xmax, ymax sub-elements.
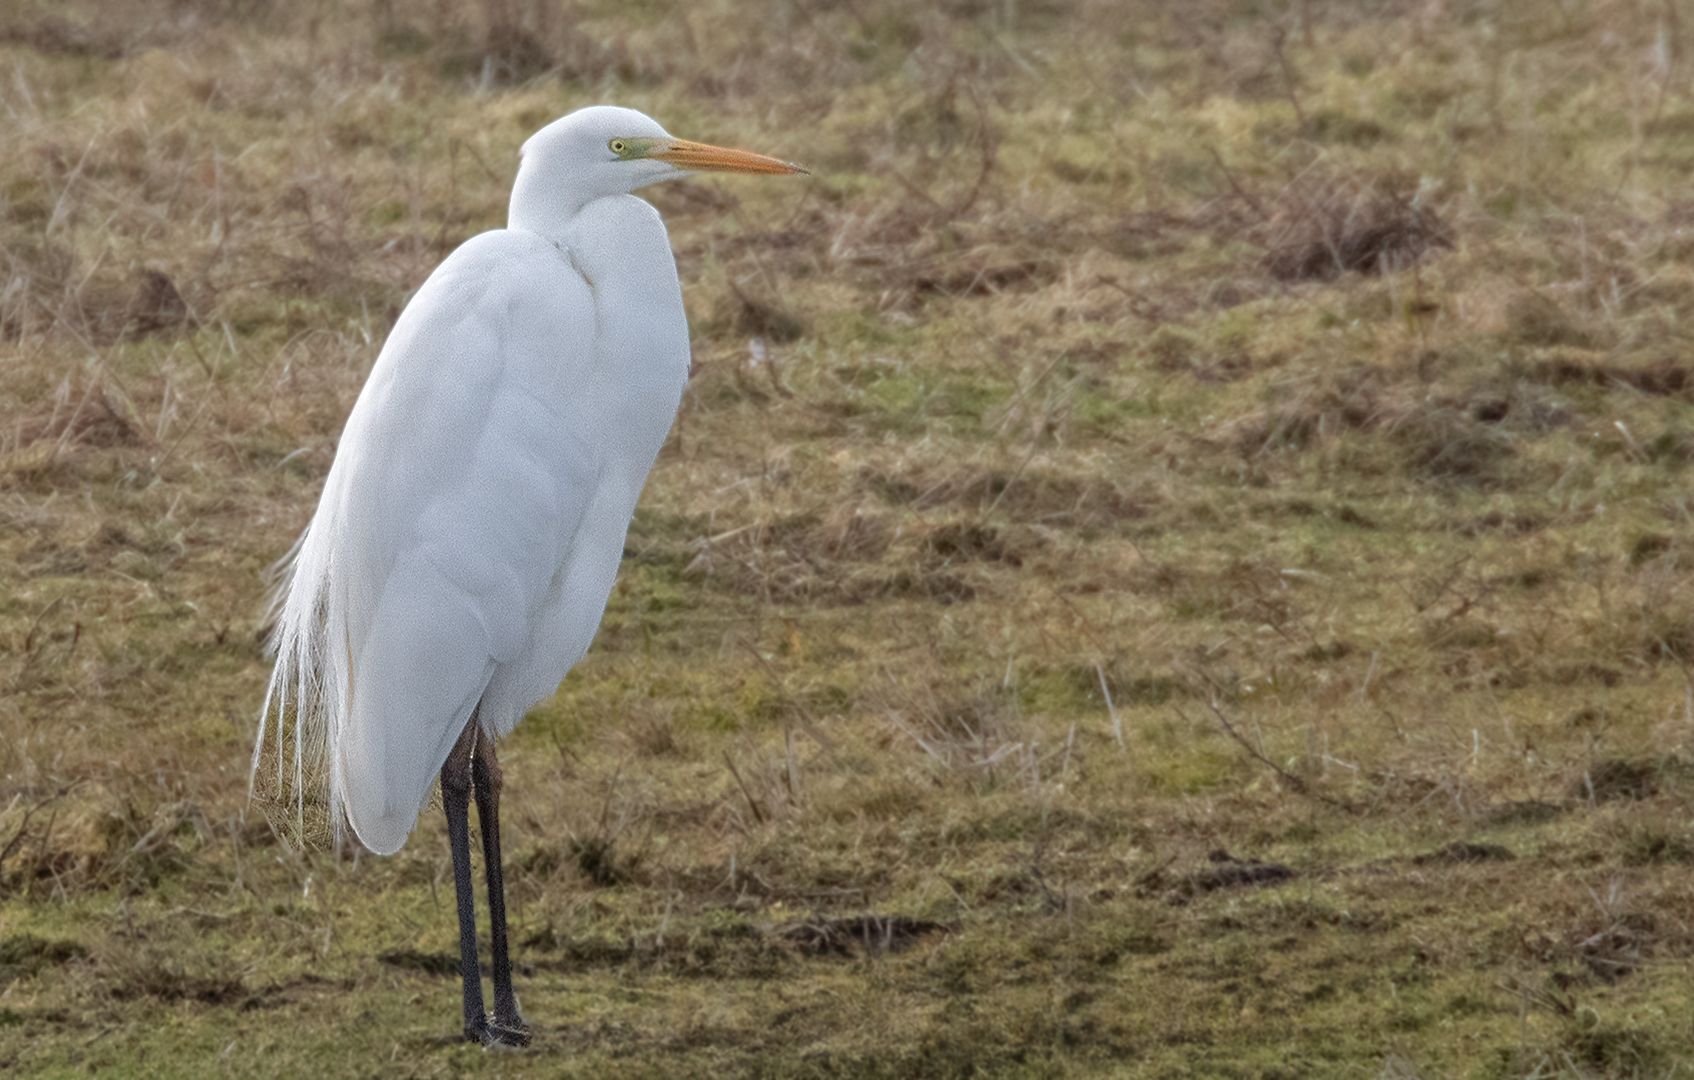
<box><xmin>1229</xmin><ymin>361</ymin><xmax>1519</xmax><ymax>487</ymax></box>
<box><xmin>1262</xmin><ymin>171</ymin><xmax>1454</xmax><ymax>282</ymax></box>
<box><xmin>13</xmin><ymin>376</ymin><xmax>142</xmax><ymax>455</ymax></box>
<box><xmin>682</xmin><ymin>506</ymin><xmax>899</xmax><ymax>603</ymax></box>
<box><xmin>881</xmin><ymin>678</ymin><xmax>1036</xmax><ymax>784</ymax></box>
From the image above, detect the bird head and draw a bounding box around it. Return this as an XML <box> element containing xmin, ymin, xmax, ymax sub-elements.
<box><xmin>511</xmin><ymin>106</ymin><xmax>806</xmax><ymax>230</ymax></box>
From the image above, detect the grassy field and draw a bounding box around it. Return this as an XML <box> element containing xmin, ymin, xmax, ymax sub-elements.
<box><xmin>4</xmin><ymin>0</ymin><xmax>1694</xmax><ymax>1075</ymax></box>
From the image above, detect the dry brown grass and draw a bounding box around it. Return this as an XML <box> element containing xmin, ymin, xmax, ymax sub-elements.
<box><xmin>4</xmin><ymin>0</ymin><xmax>1694</xmax><ymax>1076</ymax></box>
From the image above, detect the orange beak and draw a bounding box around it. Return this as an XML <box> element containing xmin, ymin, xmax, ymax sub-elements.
<box><xmin>651</xmin><ymin>139</ymin><xmax>808</xmax><ymax>176</ymax></box>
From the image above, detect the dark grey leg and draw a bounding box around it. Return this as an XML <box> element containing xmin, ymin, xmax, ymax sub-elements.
<box><xmin>441</xmin><ymin>719</ymin><xmax>486</xmax><ymax>1042</ymax></box>
<box><xmin>473</xmin><ymin>734</ymin><xmax>531</xmax><ymax>1045</ymax></box>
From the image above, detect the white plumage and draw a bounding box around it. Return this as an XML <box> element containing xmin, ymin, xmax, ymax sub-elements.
<box><xmin>256</xmin><ymin>105</ymin><xmax>803</xmax><ymax>857</ymax></box>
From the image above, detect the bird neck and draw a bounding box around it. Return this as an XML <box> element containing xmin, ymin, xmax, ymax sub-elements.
<box><xmin>507</xmin><ymin>165</ymin><xmax>594</xmax><ymax>242</ymax></box>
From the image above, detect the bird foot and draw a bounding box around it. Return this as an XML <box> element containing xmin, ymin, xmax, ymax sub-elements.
<box><xmin>468</xmin><ymin>1014</ymin><xmax>532</xmax><ymax>1048</ymax></box>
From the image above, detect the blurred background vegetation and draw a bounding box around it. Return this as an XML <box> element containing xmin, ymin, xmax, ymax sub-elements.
<box><xmin>4</xmin><ymin>0</ymin><xmax>1694</xmax><ymax>1076</ymax></box>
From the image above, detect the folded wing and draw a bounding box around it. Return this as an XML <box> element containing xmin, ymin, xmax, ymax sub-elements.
<box><xmin>263</xmin><ymin>230</ymin><xmax>599</xmax><ymax>855</ymax></box>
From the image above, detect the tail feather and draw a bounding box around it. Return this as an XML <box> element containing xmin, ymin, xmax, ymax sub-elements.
<box><xmin>252</xmin><ymin>523</ymin><xmax>348</xmax><ymax>848</ymax></box>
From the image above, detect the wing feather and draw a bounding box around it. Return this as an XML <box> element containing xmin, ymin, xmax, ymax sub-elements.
<box><xmin>260</xmin><ymin>230</ymin><xmax>598</xmax><ymax>853</ymax></box>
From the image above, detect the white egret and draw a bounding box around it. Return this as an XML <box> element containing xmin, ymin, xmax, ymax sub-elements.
<box><xmin>257</xmin><ymin>105</ymin><xmax>805</xmax><ymax>1045</ymax></box>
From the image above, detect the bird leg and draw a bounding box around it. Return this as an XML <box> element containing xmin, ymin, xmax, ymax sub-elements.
<box><xmin>441</xmin><ymin>716</ymin><xmax>533</xmax><ymax>1048</ymax></box>
<box><xmin>471</xmin><ymin>731</ymin><xmax>530</xmax><ymax>1046</ymax></box>
<box><xmin>440</xmin><ymin>719</ymin><xmax>487</xmax><ymax>1043</ymax></box>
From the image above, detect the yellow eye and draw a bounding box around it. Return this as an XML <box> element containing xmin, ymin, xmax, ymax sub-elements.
<box><xmin>609</xmin><ymin>139</ymin><xmax>627</xmax><ymax>154</ymax></box>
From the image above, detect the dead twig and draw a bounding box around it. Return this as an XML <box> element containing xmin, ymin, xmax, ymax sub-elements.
<box><xmin>945</xmin><ymin>80</ymin><xmax>998</xmax><ymax>220</ymax></box>
<box><xmin>0</xmin><ymin>782</ymin><xmax>81</xmax><ymax>889</ymax></box>
<box><xmin>723</xmin><ymin>751</ymin><xmax>767</xmax><ymax>825</ymax></box>
<box><xmin>1174</xmin><ymin>695</ymin><xmax>1358</xmax><ymax>812</ymax></box>
<box><xmin>1270</xmin><ymin>28</ymin><xmax>1310</xmax><ymax>140</ymax></box>
<box><xmin>735</xmin><ymin>638</ymin><xmax>838</xmax><ymax>756</ymax></box>
<box><xmin>1205</xmin><ymin>146</ymin><xmax>1269</xmax><ymax>220</ymax></box>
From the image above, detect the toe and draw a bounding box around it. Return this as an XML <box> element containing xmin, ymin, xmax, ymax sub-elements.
<box><xmin>482</xmin><ymin>1015</ymin><xmax>532</xmax><ymax>1048</ymax></box>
